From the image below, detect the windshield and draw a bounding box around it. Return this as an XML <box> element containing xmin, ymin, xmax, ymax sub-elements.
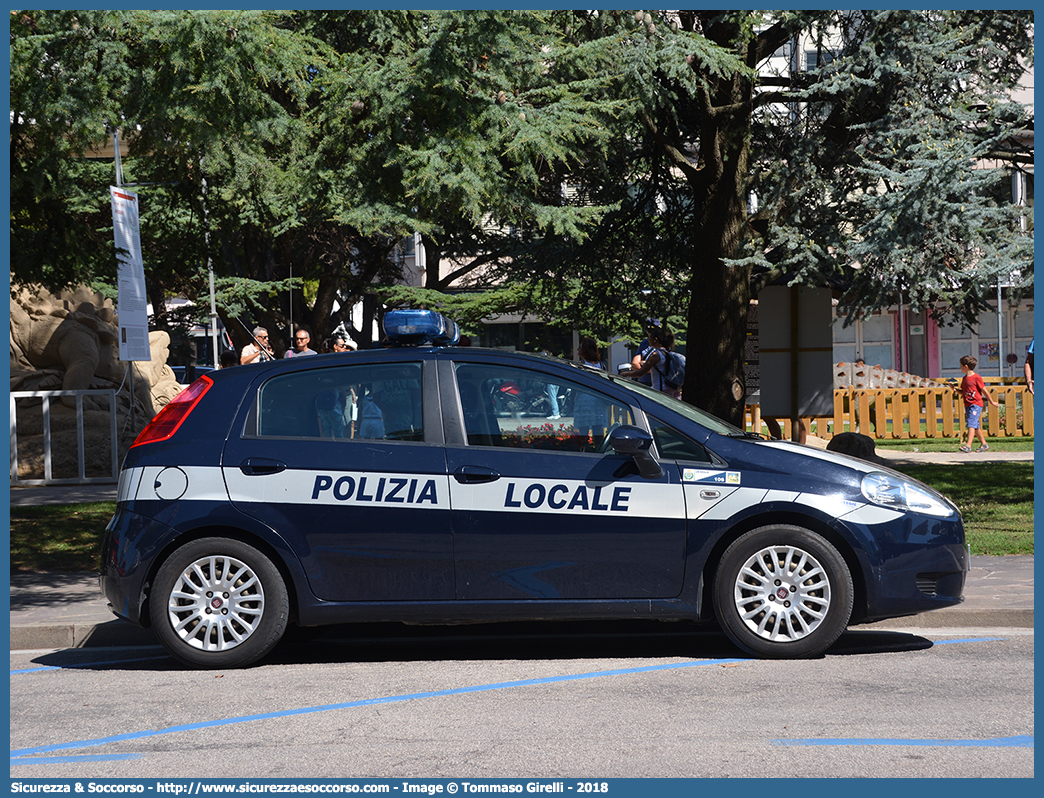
<box><xmin>580</xmin><ymin>367</ymin><xmax>745</xmax><ymax>436</ymax></box>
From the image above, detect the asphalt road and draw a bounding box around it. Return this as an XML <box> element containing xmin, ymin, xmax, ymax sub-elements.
<box><xmin>10</xmin><ymin>622</ymin><xmax>1034</xmax><ymax>780</ymax></box>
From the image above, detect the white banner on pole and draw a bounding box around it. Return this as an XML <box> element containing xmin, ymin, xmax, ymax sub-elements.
<box><xmin>111</xmin><ymin>186</ymin><xmax>151</xmax><ymax>361</ymax></box>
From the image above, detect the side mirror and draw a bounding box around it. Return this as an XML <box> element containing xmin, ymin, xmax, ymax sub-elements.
<box><xmin>608</xmin><ymin>425</ymin><xmax>664</xmax><ymax>480</ymax></box>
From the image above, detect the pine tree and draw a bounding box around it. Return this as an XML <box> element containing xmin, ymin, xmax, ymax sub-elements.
<box><xmin>506</xmin><ymin>10</ymin><xmax>1033</xmax><ymax>422</ymax></box>
<box><xmin>10</xmin><ymin>10</ymin><xmax>1032</xmax><ymax>406</ymax></box>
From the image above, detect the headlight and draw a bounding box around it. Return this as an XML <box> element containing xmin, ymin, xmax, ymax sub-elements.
<box><xmin>861</xmin><ymin>472</ymin><xmax>957</xmax><ymax>518</ymax></box>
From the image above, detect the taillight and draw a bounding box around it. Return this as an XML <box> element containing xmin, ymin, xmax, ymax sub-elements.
<box><xmin>132</xmin><ymin>375</ymin><xmax>214</xmax><ymax>447</ymax></box>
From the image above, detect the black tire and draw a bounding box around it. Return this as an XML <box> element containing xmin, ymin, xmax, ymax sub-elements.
<box><xmin>150</xmin><ymin>537</ymin><xmax>289</xmax><ymax>669</ymax></box>
<box><xmin>712</xmin><ymin>525</ymin><xmax>853</xmax><ymax>658</ymax></box>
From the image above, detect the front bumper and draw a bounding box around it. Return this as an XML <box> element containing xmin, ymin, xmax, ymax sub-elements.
<box><xmin>862</xmin><ymin>540</ymin><xmax>968</xmax><ymax>623</ymax></box>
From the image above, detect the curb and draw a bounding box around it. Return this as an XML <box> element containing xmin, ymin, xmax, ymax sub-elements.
<box><xmin>856</xmin><ymin>609</ymin><xmax>1034</xmax><ymax>630</ymax></box>
<box><xmin>10</xmin><ymin>620</ymin><xmax>158</xmax><ymax>651</ymax></box>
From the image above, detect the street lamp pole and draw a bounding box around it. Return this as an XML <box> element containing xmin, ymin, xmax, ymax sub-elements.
<box><xmin>201</xmin><ymin>165</ymin><xmax>219</xmax><ymax>367</ymax></box>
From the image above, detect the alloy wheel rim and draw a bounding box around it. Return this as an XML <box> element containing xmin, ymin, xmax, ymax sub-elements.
<box><xmin>733</xmin><ymin>544</ymin><xmax>831</xmax><ymax>642</ymax></box>
<box><xmin>166</xmin><ymin>555</ymin><xmax>266</xmax><ymax>651</ymax></box>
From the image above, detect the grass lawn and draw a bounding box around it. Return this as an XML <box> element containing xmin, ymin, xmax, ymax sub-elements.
<box><xmin>891</xmin><ymin>462</ymin><xmax>1034</xmax><ymax>555</ymax></box>
<box><xmin>9</xmin><ymin>457</ymin><xmax>1032</xmax><ymax>572</ymax></box>
<box><xmin>10</xmin><ymin>501</ymin><xmax>115</xmax><ymax>573</ymax></box>
<box><xmin>875</xmin><ymin>435</ymin><xmax>1034</xmax><ymax>454</ymax></box>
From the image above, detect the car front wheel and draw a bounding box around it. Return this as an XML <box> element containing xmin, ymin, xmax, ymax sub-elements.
<box><xmin>150</xmin><ymin>537</ymin><xmax>289</xmax><ymax>669</ymax></box>
<box><xmin>712</xmin><ymin>526</ymin><xmax>853</xmax><ymax>658</ymax></box>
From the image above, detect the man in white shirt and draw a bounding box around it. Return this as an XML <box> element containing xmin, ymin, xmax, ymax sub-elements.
<box><xmin>240</xmin><ymin>327</ymin><xmax>273</xmax><ymax>364</ymax></box>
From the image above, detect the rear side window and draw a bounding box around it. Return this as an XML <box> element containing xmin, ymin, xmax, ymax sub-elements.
<box><xmin>252</xmin><ymin>363</ymin><xmax>423</xmax><ymax>442</ymax></box>
<box><xmin>453</xmin><ymin>362</ymin><xmax>633</xmax><ymax>453</ymax></box>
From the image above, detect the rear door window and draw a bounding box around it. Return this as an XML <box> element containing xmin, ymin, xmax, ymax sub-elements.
<box><xmin>251</xmin><ymin>362</ymin><xmax>424</xmax><ymax>442</ymax></box>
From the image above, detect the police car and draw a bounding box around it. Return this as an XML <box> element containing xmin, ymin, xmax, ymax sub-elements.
<box><xmin>100</xmin><ymin>310</ymin><xmax>967</xmax><ymax>668</ymax></box>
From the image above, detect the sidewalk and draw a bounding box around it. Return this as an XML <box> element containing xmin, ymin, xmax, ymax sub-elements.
<box><xmin>10</xmin><ymin>483</ymin><xmax>119</xmax><ymax>507</ymax></box>
<box><xmin>872</xmin><ymin>447</ymin><xmax>1035</xmax><ymax>467</ymax></box>
<box><xmin>8</xmin><ymin>444</ymin><xmax>1035</xmax><ymax>650</ymax></box>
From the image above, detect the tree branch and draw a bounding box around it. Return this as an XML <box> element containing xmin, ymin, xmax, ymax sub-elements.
<box><xmin>639</xmin><ymin>108</ymin><xmax>700</xmax><ymax>182</ymax></box>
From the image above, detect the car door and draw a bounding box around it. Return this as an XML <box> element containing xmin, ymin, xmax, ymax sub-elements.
<box><xmin>222</xmin><ymin>357</ymin><xmax>454</xmax><ymax>602</ymax></box>
<box><xmin>645</xmin><ymin>415</ymin><xmax>744</xmax><ymax>537</ymax></box>
<box><xmin>441</xmin><ymin>355</ymin><xmax>688</xmax><ymax>600</ymax></box>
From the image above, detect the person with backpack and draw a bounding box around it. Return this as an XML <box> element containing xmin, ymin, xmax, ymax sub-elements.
<box><xmin>629</xmin><ymin>319</ymin><xmax>662</xmax><ymax>387</ymax></box>
<box><xmin>620</xmin><ymin>327</ymin><xmax>683</xmax><ymax>399</ymax></box>
<box><xmin>658</xmin><ymin>330</ymin><xmax>685</xmax><ymax>397</ymax></box>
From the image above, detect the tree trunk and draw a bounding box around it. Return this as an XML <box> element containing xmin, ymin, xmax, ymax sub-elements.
<box><xmin>681</xmin><ymin>156</ymin><xmax>752</xmax><ymax>425</ymax></box>
<box><xmin>421</xmin><ymin>233</ymin><xmax>442</xmax><ymax>290</ymax></box>
<box><xmin>680</xmin><ymin>106</ymin><xmax>753</xmax><ymax>422</ymax></box>
<box><xmin>682</xmin><ymin>253</ymin><xmax>751</xmax><ymax>426</ymax></box>
<box><xmin>677</xmin><ymin>20</ymin><xmax>756</xmax><ymax>426</ymax></box>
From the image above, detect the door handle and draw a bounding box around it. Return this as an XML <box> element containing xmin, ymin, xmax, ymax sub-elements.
<box><xmin>453</xmin><ymin>465</ymin><xmax>501</xmax><ymax>484</ymax></box>
<box><xmin>240</xmin><ymin>458</ymin><xmax>287</xmax><ymax>476</ymax></box>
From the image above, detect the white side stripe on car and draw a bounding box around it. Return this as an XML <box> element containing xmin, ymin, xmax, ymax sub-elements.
<box><xmin>122</xmin><ymin>464</ymin><xmax>894</xmax><ymax>524</ymax></box>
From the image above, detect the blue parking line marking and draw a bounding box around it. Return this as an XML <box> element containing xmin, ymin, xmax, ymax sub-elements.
<box><xmin>11</xmin><ymin>657</ymin><xmax>745</xmax><ymax>761</ymax></box>
<box><xmin>9</xmin><ymin>635</ymin><xmax>1015</xmax><ymax>765</ymax></box>
<box><xmin>12</xmin><ymin>754</ymin><xmax>144</xmax><ymax>766</ymax></box>
<box><xmin>775</xmin><ymin>735</ymin><xmax>1032</xmax><ymax>748</ymax></box>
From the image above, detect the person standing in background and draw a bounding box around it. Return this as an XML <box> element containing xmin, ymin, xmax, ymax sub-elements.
<box><xmin>620</xmin><ymin>327</ymin><xmax>677</xmax><ymax>397</ymax></box>
<box><xmin>240</xmin><ymin>327</ymin><xmax>273</xmax><ymax>364</ymax></box>
<box><xmin>1024</xmin><ymin>339</ymin><xmax>1034</xmax><ymax>394</ymax></box>
<box><xmin>630</xmin><ymin>319</ymin><xmax>661</xmax><ymax>387</ymax></box>
<box><xmin>285</xmin><ymin>326</ymin><xmax>317</xmax><ymax>358</ymax></box>
<box><xmin>577</xmin><ymin>336</ymin><xmax>604</xmax><ymax>371</ymax></box>
<box><xmin>957</xmin><ymin>354</ymin><xmax>999</xmax><ymax>453</ymax></box>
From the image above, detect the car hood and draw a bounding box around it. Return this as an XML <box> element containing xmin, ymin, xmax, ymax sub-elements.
<box><xmin>753</xmin><ymin>440</ymin><xmax>888</xmax><ymax>475</ymax></box>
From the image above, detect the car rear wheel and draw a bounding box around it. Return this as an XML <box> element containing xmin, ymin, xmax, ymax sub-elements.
<box><xmin>150</xmin><ymin>537</ymin><xmax>289</xmax><ymax>669</ymax></box>
<box><xmin>712</xmin><ymin>526</ymin><xmax>853</xmax><ymax>658</ymax></box>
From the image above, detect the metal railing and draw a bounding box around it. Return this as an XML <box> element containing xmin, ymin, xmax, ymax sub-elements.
<box><xmin>10</xmin><ymin>389</ymin><xmax>120</xmax><ymax>485</ymax></box>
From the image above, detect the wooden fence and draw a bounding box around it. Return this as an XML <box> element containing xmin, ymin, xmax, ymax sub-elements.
<box><xmin>745</xmin><ymin>383</ymin><xmax>1034</xmax><ymax>441</ymax></box>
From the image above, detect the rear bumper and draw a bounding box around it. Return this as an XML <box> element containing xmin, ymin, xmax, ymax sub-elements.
<box><xmin>99</xmin><ymin>506</ymin><xmax>175</xmax><ymax>627</ymax></box>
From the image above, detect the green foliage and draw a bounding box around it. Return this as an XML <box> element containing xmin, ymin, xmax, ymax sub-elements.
<box><xmin>10</xmin><ymin>10</ymin><xmax>631</xmax><ymax>350</ymax></box>
<box><xmin>488</xmin><ymin>10</ymin><xmax>1033</xmax><ymax>420</ymax></box>
<box><xmin>378</xmin><ymin>284</ymin><xmax>532</xmax><ymax>332</ymax></box>
<box><xmin>748</xmin><ymin>11</ymin><xmax>1035</xmax><ymax>328</ymax></box>
<box><xmin>895</xmin><ymin>463</ymin><xmax>1033</xmax><ymax>555</ymax></box>
<box><xmin>9</xmin><ymin>10</ymin><xmax>1033</xmax><ymax>408</ymax></box>
<box><xmin>10</xmin><ymin>11</ymin><xmax>322</xmax><ymax>295</ymax></box>
<box><xmin>311</xmin><ymin>9</ymin><xmax>626</xmax><ymax>279</ymax></box>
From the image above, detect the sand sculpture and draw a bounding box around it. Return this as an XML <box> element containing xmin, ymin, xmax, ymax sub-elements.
<box><xmin>834</xmin><ymin>361</ymin><xmax>947</xmax><ymax>390</ymax></box>
<box><xmin>10</xmin><ymin>284</ymin><xmax>183</xmax><ymax>481</ymax></box>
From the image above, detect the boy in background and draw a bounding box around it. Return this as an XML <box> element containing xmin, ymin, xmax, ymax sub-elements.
<box><xmin>957</xmin><ymin>355</ymin><xmax>999</xmax><ymax>453</ymax></box>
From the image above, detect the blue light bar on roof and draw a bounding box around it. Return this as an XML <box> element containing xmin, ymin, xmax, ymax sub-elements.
<box><xmin>382</xmin><ymin>309</ymin><xmax>461</xmax><ymax>346</ymax></box>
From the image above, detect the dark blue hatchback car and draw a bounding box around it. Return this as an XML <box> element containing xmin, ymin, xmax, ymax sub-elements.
<box><xmin>100</xmin><ymin>311</ymin><xmax>967</xmax><ymax>668</ymax></box>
